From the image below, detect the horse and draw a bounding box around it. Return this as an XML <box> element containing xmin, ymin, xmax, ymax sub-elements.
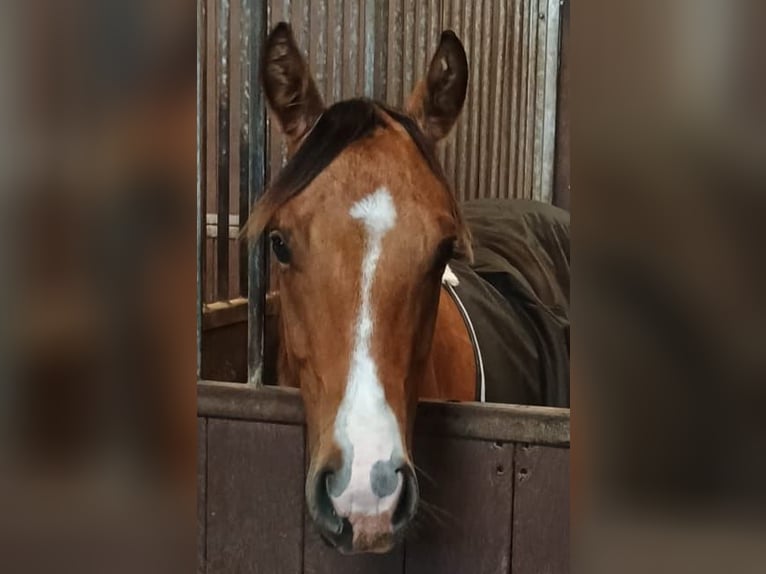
<box><xmin>245</xmin><ymin>23</ymin><xmax>570</xmax><ymax>554</ymax></box>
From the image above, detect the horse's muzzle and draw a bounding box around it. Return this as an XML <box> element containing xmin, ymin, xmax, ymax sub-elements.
<box><xmin>306</xmin><ymin>462</ymin><xmax>419</xmax><ymax>554</ymax></box>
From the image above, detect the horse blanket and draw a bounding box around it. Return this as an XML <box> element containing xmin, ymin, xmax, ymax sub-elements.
<box><xmin>445</xmin><ymin>199</ymin><xmax>570</xmax><ymax>407</ymax></box>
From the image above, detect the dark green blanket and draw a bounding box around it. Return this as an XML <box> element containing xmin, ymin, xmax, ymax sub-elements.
<box><xmin>448</xmin><ymin>199</ymin><xmax>570</xmax><ymax>407</ymax></box>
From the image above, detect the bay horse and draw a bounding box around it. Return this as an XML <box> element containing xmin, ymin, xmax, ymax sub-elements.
<box><xmin>245</xmin><ymin>23</ymin><xmax>570</xmax><ymax>554</ymax></box>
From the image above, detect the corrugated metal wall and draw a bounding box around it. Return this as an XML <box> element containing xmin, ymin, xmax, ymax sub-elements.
<box><xmin>266</xmin><ymin>0</ymin><xmax>561</xmax><ymax>203</ymax></box>
<box><xmin>201</xmin><ymin>0</ymin><xmax>561</xmax><ymax>302</ymax></box>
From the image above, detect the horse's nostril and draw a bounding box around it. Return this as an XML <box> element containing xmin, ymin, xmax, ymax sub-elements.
<box><xmin>308</xmin><ymin>468</ymin><xmax>344</xmax><ymax>537</ymax></box>
<box><xmin>391</xmin><ymin>465</ymin><xmax>419</xmax><ymax>532</ymax></box>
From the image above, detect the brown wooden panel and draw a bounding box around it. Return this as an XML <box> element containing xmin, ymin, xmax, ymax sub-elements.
<box><xmin>512</xmin><ymin>446</ymin><xmax>570</xmax><ymax>574</ymax></box>
<box><xmin>303</xmin><ymin>512</ymin><xmax>404</xmax><ymax>574</ymax></box>
<box><xmin>200</xmin><ymin>321</ymin><xmax>247</xmax><ymax>382</ymax></box>
<box><xmin>203</xmin><ymin>298</ymin><xmax>248</xmax><ymax>330</ymax></box>
<box><xmin>404</xmin><ymin>436</ymin><xmax>515</xmax><ymax>574</ymax></box>
<box><xmin>197</xmin><ymin>417</ymin><xmax>207</xmax><ymax>574</ymax></box>
<box><xmin>197</xmin><ymin>381</ymin><xmax>570</xmax><ymax>446</ymax></box>
<box><xmin>207</xmin><ymin>419</ymin><xmax>305</xmax><ymax>574</ymax></box>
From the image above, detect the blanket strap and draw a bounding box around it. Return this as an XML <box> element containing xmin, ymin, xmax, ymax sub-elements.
<box><xmin>443</xmin><ymin>282</ymin><xmax>486</xmax><ymax>402</ymax></box>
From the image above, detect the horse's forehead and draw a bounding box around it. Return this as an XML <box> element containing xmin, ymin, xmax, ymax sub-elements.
<box><xmin>273</xmin><ymin>129</ymin><xmax>453</xmax><ymax>256</ymax></box>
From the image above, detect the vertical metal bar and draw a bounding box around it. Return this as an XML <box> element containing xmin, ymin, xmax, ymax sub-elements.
<box><xmin>466</xmin><ymin>0</ymin><xmax>482</xmax><ymax>200</ymax></box>
<box><xmin>326</xmin><ymin>0</ymin><xmax>338</xmax><ymax>102</ymax></box>
<box><xmin>488</xmin><ymin>0</ymin><xmax>507</xmax><ymax>198</ymax></box>
<box><xmin>372</xmin><ymin>0</ymin><xmax>389</xmax><ymax>101</ymax></box>
<box><xmin>532</xmin><ymin>0</ymin><xmax>549</xmax><ymax>200</ymax></box>
<box><xmin>455</xmin><ymin>0</ymin><xmax>471</xmax><ymax>201</ymax></box>
<box><xmin>501</xmin><ymin>0</ymin><xmax>516</xmax><ymax>198</ymax></box>
<box><xmin>386</xmin><ymin>0</ymin><xmax>402</xmax><ymax>105</ymax></box>
<box><xmin>247</xmin><ymin>0</ymin><xmax>268</xmax><ymax>385</ymax></box>
<box><xmin>444</xmin><ymin>0</ymin><xmax>458</xmax><ymax>185</ymax></box>
<box><xmin>539</xmin><ymin>0</ymin><xmax>561</xmax><ymax>204</ymax></box>
<box><xmin>238</xmin><ymin>0</ymin><xmax>251</xmax><ymax>296</ymax></box>
<box><xmin>413</xmin><ymin>0</ymin><xmax>426</xmax><ymax>88</ymax></box>
<box><xmin>279</xmin><ymin>1</ymin><xmax>291</xmax><ymax>170</ymax></box>
<box><xmin>216</xmin><ymin>0</ymin><xmax>231</xmax><ymax>301</ymax></box>
<box><xmin>477</xmin><ymin>0</ymin><xmax>492</xmax><ymax>199</ymax></box>
<box><xmin>402</xmin><ymin>0</ymin><xmax>415</xmax><ymax>101</ymax></box>
<box><xmin>523</xmin><ymin>0</ymin><xmax>539</xmax><ymax>199</ymax></box>
<box><xmin>197</xmin><ymin>0</ymin><xmax>208</xmax><ymax>379</ymax></box>
<box><xmin>363</xmin><ymin>0</ymin><xmax>377</xmax><ymax>98</ymax></box>
<box><xmin>515</xmin><ymin>0</ymin><xmax>530</xmax><ymax>197</ymax></box>
<box><xmin>342</xmin><ymin>0</ymin><xmax>355</xmax><ymax>99</ymax></box>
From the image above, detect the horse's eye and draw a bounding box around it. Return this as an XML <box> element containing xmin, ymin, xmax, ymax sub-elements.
<box><xmin>269</xmin><ymin>230</ymin><xmax>291</xmax><ymax>264</ymax></box>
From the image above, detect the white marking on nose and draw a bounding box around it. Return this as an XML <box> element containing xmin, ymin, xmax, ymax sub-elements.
<box><xmin>330</xmin><ymin>187</ymin><xmax>404</xmax><ymax>518</ymax></box>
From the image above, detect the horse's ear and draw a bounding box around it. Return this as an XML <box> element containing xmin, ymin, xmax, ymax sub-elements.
<box><xmin>262</xmin><ymin>23</ymin><xmax>325</xmax><ymax>149</ymax></box>
<box><xmin>406</xmin><ymin>31</ymin><xmax>468</xmax><ymax>142</ymax></box>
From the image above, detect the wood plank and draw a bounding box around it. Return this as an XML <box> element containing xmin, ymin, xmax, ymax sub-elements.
<box><xmin>415</xmin><ymin>400</ymin><xmax>570</xmax><ymax>446</ymax></box>
<box><xmin>404</xmin><ymin>437</ymin><xmax>515</xmax><ymax>574</ymax></box>
<box><xmin>201</xmin><ymin>321</ymin><xmax>248</xmax><ymax>382</ymax></box>
<box><xmin>199</xmin><ymin>383</ymin><xmax>305</xmax><ymax>424</ymax></box>
<box><xmin>202</xmin><ymin>297</ymin><xmax>247</xmax><ymax>330</ymax></box>
<box><xmin>197</xmin><ymin>417</ymin><xmax>207</xmax><ymax>574</ymax></box>
<box><xmin>207</xmin><ymin>419</ymin><xmax>304</xmax><ymax>574</ymax></box>
<box><xmin>197</xmin><ymin>381</ymin><xmax>570</xmax><ymax>445</ymax></box>
<box><xmin>511</xmin><ymin>446</ymin><xmax>570</xmax><ymax>574</ymax></box>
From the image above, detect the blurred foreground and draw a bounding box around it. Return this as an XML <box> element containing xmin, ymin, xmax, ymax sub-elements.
<box><xmin>577</xmin><ymin>1</ymin><xmax>766</xmax><ymax>572</ymax></box>
<box><xmin>1</xmin><ymin>1</ymin><xmax>195</xmax><ymax>573</ymax></box>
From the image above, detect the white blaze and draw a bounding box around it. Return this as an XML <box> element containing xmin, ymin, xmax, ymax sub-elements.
<box><xmin>331</xmin><ymin>187</ymin><xmax>404</xmax><ymax>517</ymax></box>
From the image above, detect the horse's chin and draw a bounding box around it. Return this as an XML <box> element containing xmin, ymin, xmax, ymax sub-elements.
<box><xmin>320</xmin><ymin>520</ymin><xmax>398</xmax><ymax>555</ymax></box>
<box><xmin>337</xmin><ymin>537</ymin><xmax>396</xmax><ymax>556</ymax></box>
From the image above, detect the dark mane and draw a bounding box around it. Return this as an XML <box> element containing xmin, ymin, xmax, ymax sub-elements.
<box><xmin>243</xmin><ymin>98</ymin><xmax>453</xmax><ymax>239</ymax></box>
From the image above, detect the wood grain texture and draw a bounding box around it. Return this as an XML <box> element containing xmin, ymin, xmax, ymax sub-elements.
<box><xmin>511</xmin><ymin>445</ymin><xmax>570</xmax><ymax>574</ymax></box>
<box><xmin>201</xmin><ymin>320</ymin><xmax>248</xmax><ymax>382</ymax></box>
<box><xmin>198</xmin><ymin>417</ymin><xmax>207</xmax><ymax>574</ymax></box>
<box><xmin>197</xmin><ymin>381</ymin><xmax>570</xmax><ymax>445</ymax></box>
<box><xmin>207</xmin><ymin>419</ymin><xmax>305</xmax><ymax>574</ymax></box>
<box><xmin>404</xmin><ymin>436</ymin><xmax>515</xmax><ymax>574</ymax></box>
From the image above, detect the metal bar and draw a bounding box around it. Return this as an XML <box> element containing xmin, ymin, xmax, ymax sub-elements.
<box><xmin>402</xmin><ymin>0</ymin><xmax>415</xmax><ymax>101</ymax></box>
<box><xmin>372</xmin><ymin>0</ymin><xmax>389</xmax><ymax>101</ymax></box>
<box><xmin>238</xmin><ymin>0</ymin><xmax>251</xmax><ymax>296</ymax></box>
<box><xmin>456</xmin><ymin>0</ymin><xmax>471</xmax><ymax>201</ymax></box>
<box><xmin>488</xmin><ymin>0</ymin><xmax>507</xmax><ymax>198</ymax></box>
<box><xmin>363</xmin><ymin>0</ymin><xmax>376</xmax><ymax>97</ymax></box>
<box><xmin>524</xmin><ymin>0</ymin><xmax>539</xmax><ymax>199</ymax></box>
<box><xmin>197</xmin><ymin>0</ymin><xmax>208</xmax><ymax>378</ymax></box>
<box><xmin>216</xmin><ymin>0</ymin><xmax>231</xmax><ymax>301</ymax></box>
<box><xmin>386</xmin><ymin>0</ymin><xmax>402</xmax><ymax>105</ymax></box>
<box><xmin>326</xmin><ymin>0</ymin><xmax>339</xmax><ymax>102</ymax></box>
<box><xmin>444</xmin><ymin>0</ymin><xmax>458</xmax><ymax>185</ymax></box>
<box><xmin>505</xmin><ymin>0</ymin><xmax>522</xmax><ymax>198</ymax></box>
<box><xmin>197</xmin><ymin>381</ymin><xmax>571</xmax><ymax>446</ymax></box>
<box><xmin>532</xmin><ymin>0</ymin><xmax>548</xmax><ymax>200</ymax></box>
<box><xmin>477</xmin><ymin>0</ymin><xmax>492</xmax><ymax>199</ymax></box>
<box><xmin>539</xmin><ymin>0</ymin><xmax>561</xmax><ymax>204</ymax></box>
<box><xmin>466</xmin><ymin>0</ymin><xmax>482</xmax><ymax>199</ymax></box>
<box><xmin>246</xmin><ymin>0</ymin><xmax>268</xmax><ymax>385</ymax></box>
